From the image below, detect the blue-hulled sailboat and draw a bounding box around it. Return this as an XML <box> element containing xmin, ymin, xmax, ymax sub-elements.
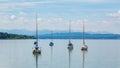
<box><xmin>33</xmin><ymin>14</ymin><xmax>41</xmax><ymax>54</ymax></box>
<box><xmin>68</xmin><ymin>21</ymin><xmax>73</xmax><ymax>49</ymax></box>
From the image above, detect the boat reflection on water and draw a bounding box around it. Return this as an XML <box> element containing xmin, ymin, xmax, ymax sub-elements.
<box><xmin>33</xmin><ymin>53</ymin><xmax>41</xmax><ymax>68</ymax></box>
<box><xmin>49</xmin><ymin>31</ymin><xmax>54</xmax><ymax>63</ymax></box>
<box><xmin>82</xmin><ymin>50</ymin><xmax>87</xmax><ymax>68</ymax></box>
<box><xmin>68</xmin><ymin>45</ymin><xmax>73</xmax><ymax>68</ymax></box>
<box><xmin>50</xmin><ymin>45</ymin><xmax>53</xmax><ymax>63</ymax></box>
<box><xmin>49</xmin><ymin>42</ymin><xmax>54</xmax><ymax>68</ymax></box>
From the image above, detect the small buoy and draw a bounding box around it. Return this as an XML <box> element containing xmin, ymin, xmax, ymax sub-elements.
<box><xmin>49</xmin><ymin>42</ymin><xmax>54</xmax><ymax>46</ymax></box>
<box><xmin>34</xmin><ymin>41</ymin><xmax>37</xmax><ymax>45</ymax></box>
<box><xmin>68</xmin><ymin>42</ymin><xmax>73</xmax><ymax>50</ymax></box>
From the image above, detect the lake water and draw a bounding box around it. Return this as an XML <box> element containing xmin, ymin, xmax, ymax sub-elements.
<box><xmin>0</xmin><ymin>39</ymin><xmax>120</xmax><ymax>68</ymax></box>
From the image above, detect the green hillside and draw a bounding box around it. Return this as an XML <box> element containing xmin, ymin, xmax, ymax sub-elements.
<box><xmin>0</xmin><ymin>32</ymin><xmax>35</xmax><ymax>39</ymax></box>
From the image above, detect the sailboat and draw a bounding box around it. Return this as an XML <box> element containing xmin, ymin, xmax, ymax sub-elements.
<box><xmin>33</xmin><ymin>14</ymin><xmax>41</xmax><ymax>54</ymax></box>
<box><xmin>68</xmin><ymin>21</ymin><xmax>73</xmax><ymax>49</ymax></box>
<box><xmin>49</xmin><ymin>31</ymin><xmax>54</xmax><ymax>46</ymax></box>
<box><xmin>81</xmin><ymin>20</ymin><xmax>88</xmax><ymax>51</ymax></box>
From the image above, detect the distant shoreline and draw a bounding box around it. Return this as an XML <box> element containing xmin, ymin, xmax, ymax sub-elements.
<box><xmin>0</xmin><ymin>38</ymin><xmax>120</xmax><ymax>40</ymax></box>
<box><xmin>1</xmin><ymin>32</ymin><xmax>120</xmax><ymax>39</ymax></box>
<box><xmin>0</xmin><ymin>32</ymin><xmax>35</xmax><ymax>39</ymax></box>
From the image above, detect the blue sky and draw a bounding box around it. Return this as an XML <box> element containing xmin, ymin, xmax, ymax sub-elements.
<box><xmin>0</xmin><ymin>0</ymin><xmax>120</xmax><ymax>34</ymax></box>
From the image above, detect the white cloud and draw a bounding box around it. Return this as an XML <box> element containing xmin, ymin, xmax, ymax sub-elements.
<box><xmin>19</xmin><ymin>11</ymin><xmax>26</xmax><ymax>15</ymax></box>
<box><xmin>0</xmin><ymin>14</ymin><xmax>120</xmax><ymax>34</ymax></box>
<box><xmin>46</xmin><ymin>0</ymin><xmax>112</xmax><ymax>3</ymax></box>
<box><xmin>107</xmin><ymin>10</ymin><xmax>120</xmax><ymax>17</ymax></box>
<box><xmin>118</xmin><ymin>10</ymin><xmax>120</xmax><ymax>14</ymax></box>
<box><xmin>37</xmin><ymin>18</ymin><xmax>43</xmax><ymax>21</ymax></box>
<box><xmin>78</xmin><ymin>0</ymin><xmax>104</xmax><ymax>3</ymax></box>
<box><xmin>10</xmin><ymin>15</ymin><xmax>16</xmax><ymax>20</ymax></box>
<box><xmin>0</xmin><ymin>1</ymin><xmax>56</xmax><ymax>10</ymax></box>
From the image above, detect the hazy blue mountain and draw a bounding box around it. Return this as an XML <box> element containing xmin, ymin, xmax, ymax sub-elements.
<box><xmin>39</xmin><ymin>32</ymin><xmax>120</xmax><ymax>39</ymax></box>
<box><xmin>0</xmin><ymin>29</ymin><xmax>67</xmax><ymax>36</ymax></box>
<box><xmin>0</xmin><ymin>29</ymin><xmax>35</xmax><ymax>35</ymax></box>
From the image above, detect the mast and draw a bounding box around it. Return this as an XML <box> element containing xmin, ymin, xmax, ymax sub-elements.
<box><xmin>83</xmin><ymin>20</ymin><xmax>85</xmax><ymax>45</ymax></box>
<box><xmin>49</xmin><ymin>31</ymin><xmax>54</xmax><ymax>47</ymax></box>
<box><xmin>51</xmin><ymin>31</ymin><xmax>53</xmax><ymax>42</ymax></box>
<box><xmin>36</xmin><ymin>13</ymin><xmax>38</xmax><ymax>47</ymax></box>
<box><xmin>69</xmin><ymin>20</ymin><xmax>71</xmax><ymax>43</ymax></box>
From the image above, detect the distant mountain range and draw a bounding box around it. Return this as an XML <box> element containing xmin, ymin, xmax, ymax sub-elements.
<box><xmin>0</xmin><ymin>29</ymin><xmax>66</xmax><ymax>36</ymax></box>
<box><xmin>39</xmin><ymin>32</ymin><xmax>120</xmax><ymax>39</ymax></box>
<box><xmin>0</xmin><ymin>29</ymin><xmax>120</xmax><ymax>39</ymax></box>
<box><xmin>0</xmin><ymin>29</ymin><xmax>36</xmax><ymax>36</ymax></box>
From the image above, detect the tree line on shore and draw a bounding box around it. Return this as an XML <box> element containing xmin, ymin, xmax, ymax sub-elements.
<box><xmin>0</xmin><ymin>32</ymin><xmax>35</xmax><ymax>39</ymax></box>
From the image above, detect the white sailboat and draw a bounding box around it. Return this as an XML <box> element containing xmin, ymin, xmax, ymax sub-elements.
<box><xmin>68</xmin><ymin>20</ymin><xmax>73</xmax><ymax>49</ymax></box>
<box><xmin>81</xmin><ymin>20</ymin><xmax>88</xmax><ymax>51</ymax></box>
<box><xmin>49</xmin><ymin>31</ymin><xmax>54</xmax><ymax>46</ymax></box>
<box><xmin>33</xmin><ymin>14</ymin><xmax>41</xmax><ymax>54</ymax></box>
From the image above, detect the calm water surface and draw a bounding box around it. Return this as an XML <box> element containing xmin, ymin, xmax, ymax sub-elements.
<box><xmin>0</xmin><ymin>39</ymin><xmax>120</xmax><ymax>68</ymax></box>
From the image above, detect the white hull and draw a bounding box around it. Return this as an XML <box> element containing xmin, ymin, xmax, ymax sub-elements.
<box><xmin>81</xmin><ymin>45</ymin><xmax>88</xmax><ymax>51</ymax></box>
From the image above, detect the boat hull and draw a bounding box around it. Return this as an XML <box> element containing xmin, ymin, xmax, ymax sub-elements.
<box><xmin>33</xmin><ymin>47</ymin><xmax>41</xmax><ymax>54</ymax></box>
<box><xmin>81</xmin><ymin>45</ymin><xmax>88</xmax><ymax>51</ymax></box>
<box><xmin>33</xmin><ymin>50</ymin><xmax>41</xmax><ymax>54</ymax></box>
<box><xmin>68</xmin><ymin>43</ymin><xmax>73</xmax><ymax>50</ymax></box>
<box><xmin>68</xmin><ymin>46</ymin><xmax>73</xmax><ymax>50</ymax></box>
